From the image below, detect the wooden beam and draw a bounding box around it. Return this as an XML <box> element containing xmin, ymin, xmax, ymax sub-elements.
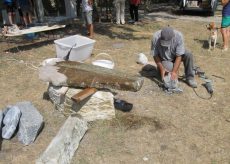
<box><xmin>71</xmin><ymin>88</ymin><xmax>97</xmax><ymax>103</ymax></box>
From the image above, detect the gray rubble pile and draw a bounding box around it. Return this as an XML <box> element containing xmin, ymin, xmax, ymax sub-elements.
<box><xmin>0</xmin><ymin>101</ymin><xmax>44</xmax><ymax>145</ymax></box>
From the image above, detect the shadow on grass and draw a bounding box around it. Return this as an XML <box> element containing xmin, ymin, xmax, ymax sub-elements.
<box><xmin>0</xmin><ymin>136</ymin><xmax>2</xmax><ymax>151</ymax></box>
<box><xmin>4</xmin><ymin>40</ymin><xmax>55</xmax><ymax>53</ymax></box>
<box><xmin>139</xmin><ymin>64</ymin><xmax>164</xmax><ymax>88</ymax></box>
<box><xmin>89</xmin><ymin>113</ymin><xmax>168</xmax><ymax>131</ymax></box>
<box><xmin>2</xmin><ymin>21</ymin><xmax>151</xmax><ymax>54</ymax></box>
<box><xmin>94</xmin><ymin>22</ymin><xmax>150</xmax><ymax>40</ymax></box>
<box><xmin>194</xmin><ymin>38</ymin><xmax>222</xmax><ymax>49</ymax></box>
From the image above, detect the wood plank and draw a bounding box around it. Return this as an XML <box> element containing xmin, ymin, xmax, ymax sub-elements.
<box><xmin>71</xmin><ymin>88</ymin><xmax>97</xmax><ymax>103</ymax></box>
<box><xmin>3</xmin><ymin>25</ymin><xmax>66</xmax><ymax>37</ymax></box>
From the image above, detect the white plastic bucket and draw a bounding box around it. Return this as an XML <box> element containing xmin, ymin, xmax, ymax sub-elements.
<box><xmin>92</xmin><ymin>53</ymin><xmax>115</xmax><ymax>69</ymax></box>
<box><xmin>54</xmin><ymin>35</ymin><xmax>96</xmax><ymax>62</ymax></box>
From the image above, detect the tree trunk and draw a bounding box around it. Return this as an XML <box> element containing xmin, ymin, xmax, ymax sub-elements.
<box><xmin>39</xmin><ymin>61</ymin><xmax>144</xmax><ymax>92</ymax></box>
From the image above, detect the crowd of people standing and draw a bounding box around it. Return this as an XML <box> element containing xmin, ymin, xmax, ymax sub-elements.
<box><xmin>3</xmin><ymin>0</ymin><xmax>34</xmax><ymax>27</ymax></box>
<box><xmin>2</xmin><ymin>0</ymin><xmax>230</xmax><ymax>52</ymax></box>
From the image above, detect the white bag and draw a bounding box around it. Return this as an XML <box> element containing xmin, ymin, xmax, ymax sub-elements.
<box><xmin>136</xmin><ymin>53</ymin><xmax>148</xmax><ymax>65</ymax></box>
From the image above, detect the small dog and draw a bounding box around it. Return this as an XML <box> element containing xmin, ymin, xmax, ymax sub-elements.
<box><xmin>206</xmin><ymin>22</ymin><xmax>218</xmax><ymax>51</ymax></box>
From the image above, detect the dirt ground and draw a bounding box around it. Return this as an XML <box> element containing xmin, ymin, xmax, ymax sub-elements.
<box><xmin>1</xmin><ymin>10</ymin><xmax>230</xmax><ymax>164</ymax></box>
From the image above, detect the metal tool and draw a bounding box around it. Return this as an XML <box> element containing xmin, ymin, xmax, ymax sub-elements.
<box><xmin>202</xmin><ymin>80</ymin><xmax>213</xmax><ymax>94</ymax></box>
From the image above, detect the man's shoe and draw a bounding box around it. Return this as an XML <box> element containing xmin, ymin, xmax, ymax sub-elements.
<box><xmin>186</xmin><ymin>79</ymin><xmax>197</xmax><ymax>88</ymax></box>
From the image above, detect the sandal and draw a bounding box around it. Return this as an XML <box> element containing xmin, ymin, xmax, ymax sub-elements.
<box><xmin>222</xmin><ymin>47</ymin><xmax>228</xmax><ymax>52</ymax></box>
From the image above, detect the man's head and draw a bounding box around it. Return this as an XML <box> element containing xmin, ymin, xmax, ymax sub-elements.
<box><xmin>160</xmin><ymin>27</ymin><xmax>175</xmax><ymax>47</ymax></box>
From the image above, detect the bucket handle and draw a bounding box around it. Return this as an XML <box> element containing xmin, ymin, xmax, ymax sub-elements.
<box><xmin>63</xmin><ymin>43</ymin><xmax>76</xmax><ymax>61</ymax></box>
<box><xmin>92</xmin><ymin>53</ymin><xmax>114</xmax><ymax>63</ymax></box>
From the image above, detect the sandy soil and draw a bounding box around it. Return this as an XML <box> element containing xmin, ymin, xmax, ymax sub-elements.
<box><xmin>0</xmin><ymin>10</ymin><xmax>230</xmax><ymax>164</ymax></box>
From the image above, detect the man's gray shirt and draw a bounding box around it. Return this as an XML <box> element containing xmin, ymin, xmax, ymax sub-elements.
<box><xmin>151</xmin><ymin>30</ymin><xmax>185</xmax><ymax>61</ymax></box>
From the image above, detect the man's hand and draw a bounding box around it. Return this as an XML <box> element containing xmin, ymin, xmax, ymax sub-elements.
<box><xmin>170</xmin><ymin>71</ymin><xmax>178</xmax><ymax>80</ymax></box>
<box><xmin>154</xmin><ymin>56</ymin><xmax>166</xmax><ymax>80</ymax></box>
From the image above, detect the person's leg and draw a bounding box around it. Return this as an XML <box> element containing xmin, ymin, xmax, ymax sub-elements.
<box><xmin>18</xmin><ymin>8</ymin><xmax>24</xmax><ymax>25</ymax></box>
<box><xmin>129</xmin><ymin>4</ymin><xmax>134</xmax><ymax>21</ymax></box>
<box><xmin>120</xmin><ymin>0</ymin><xmax>125</xmax><ymax>24</ymax></box>
<box><xmin>182</xmin><ymin>50</ymin><xmax>197</xmax><ymax>88</ymax></box>
<box><xmin>221</xmin><ymin>27</ymin><xmax>229</xmax><ymax>50</ymax></box>
<box><xmin>22</xmin><ymin>11</ymin><xmax>29</xmax><ymax>26</ymax></box>
<box><xmin>87</xmin><ymin>24</ymin><xmax>94</xmax><ymax>38</ymax></box>
<box><xmin>6</xmin><ymin>5</ymin><xmax>15</xmax><ymax>25</ymax></box>
<box><xmin>27</xmin><ymin>12</ymin><xmax>33</xmax><ymax>24</ymax></box>
<box><xmin>86</xmin><ymin>10</ymin><xmax>93</xmax><ymax>38</ymax></box>
<box><xmin>221</xmin><ymin>16</ymin><xmax>230</xmax><ymax>50</ymax></box>
<box><xmin>77</xmin><ymin>0</ymin><xmax>82</xmax><ymax>17</ymax></box>
<box><xmin>162</xmin><ymin>61</ymin><xmax>174</xmax><ymax>72</ymax></box>
<box><xmin>228</xmin><ymin>28</ymin><xmax>230</xmax><ymax>42</ymax></box>
<box><xmin>115</xmin><ymin>1</ymin><xmax>121</xmax><ymax>24</ymax></box>
<box><xmin>8</xmin><ymin>12</ymin><xmax>14</xmax><ymax>25</ymax></box>
<box><xmin>133</xmin><ymin>5</ymin><xmax>139</xmax><ymax>22</ymax></box>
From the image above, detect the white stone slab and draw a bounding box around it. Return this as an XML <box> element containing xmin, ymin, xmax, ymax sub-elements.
<box><xmin>60</xmin><ymin>88</ymin><xmax>115</xmax><ymax>122</ymax></box>
<box><xmin>36</xmin><ymin>116</ymin><xmax>88</xmax><ymax>164</ymax></box>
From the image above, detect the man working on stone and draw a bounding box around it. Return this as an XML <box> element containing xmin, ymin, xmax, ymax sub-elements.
<box><xmin>151</xmin><ymin>26</ymin><xmax>197</xmax><ymax>88</ymax></box>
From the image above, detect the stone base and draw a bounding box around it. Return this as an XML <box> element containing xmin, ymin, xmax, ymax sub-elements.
<box><xmin>48</xmin><ymin>86</ymin><xmax>115</xmax><ymax>122</ymax></box>
<box><xmin>62</xmin><ymin>88</ymin><xmax>115</xmax><ymax>122</ymax></box>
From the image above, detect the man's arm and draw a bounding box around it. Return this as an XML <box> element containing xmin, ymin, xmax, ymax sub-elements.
<box><xmin>154</xmin><ymin>56</ymin><xmax>165</xmax><ymax>80</ymax></box>
<box><xmin>221</xmin><ymin>0</ymin><xmax>229</xmax><ymax>6</ymax></box>
<box><xmin>171</xmin><ymin>56</ymin><xmax>182</xmax><ymax>80</ymax></box>
<box><xmin>151</xmin><ymin>31</ymin><xmax>166</xmax><ymax>80</ymax></box>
